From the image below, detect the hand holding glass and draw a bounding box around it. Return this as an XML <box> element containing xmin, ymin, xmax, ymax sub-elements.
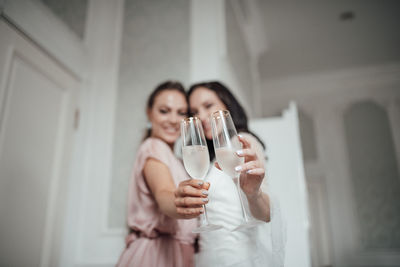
<box><xmin>181</xmin><ymin>117</ymin><xmax>222</xmax><ymax>233</ymax></box>
<box><xmin>211</xmin><ymin>110</ymin><xmax>262</xmax><ymax>231</ymax></box>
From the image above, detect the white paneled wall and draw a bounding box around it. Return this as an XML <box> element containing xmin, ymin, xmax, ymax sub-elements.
<box><xmin>110</xmin><ymin>0</ymin><xmax>191</xmax><ymax>230</ymax></box>
<box><xmin>260</xmin><ymin>63</ymin><xmax>400</xmax><ymax>266</ymax></box>
<box><xmin>250</xmin><ymin>103</ymin><xmax>312</xmax><ymax>267</ymax></box>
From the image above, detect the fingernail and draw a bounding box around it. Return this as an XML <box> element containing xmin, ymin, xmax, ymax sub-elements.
<box><xmin>202</xmin><ymin>198</ymin><xmax>209</xmax><ymax>202</ymax></box>
<box><xmin>246</xmin><ymin>169</ymin><xmax>253</xmax><ymax>174</ymax></box>
<box><xmin>238</xmin><ymin>134</ymin><xmax>243</xmax><ymax>138</ymax></box>
<box><xmin>236</xmin><ymin>150</ymin><xmax>243</xmax><ymax>156</ymax></box>
<box><xmin>198</xmin><ymin>181</ymin><xmax>204</xmax><ymax>186</ymax></box>
<box><xmin>202</xmin><ymin>190</ymin><xmax>209</xmax><ymax>195</ymax></box>
<box><xmin>235</xmin><ymin>165</ymin><xmax>242</xmax><ymax>172</ymax></box>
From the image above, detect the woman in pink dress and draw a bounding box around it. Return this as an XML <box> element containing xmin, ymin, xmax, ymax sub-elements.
<box><xmin>116</xmin><ymin>81</ymin><xmax>208</xmax><ymax>267</ymax></box>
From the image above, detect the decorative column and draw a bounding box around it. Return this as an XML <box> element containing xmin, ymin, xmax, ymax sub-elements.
<box><xmin>313</xmin><ymin>103</ymin><xmax>358</xmax><ymax>266</ymax></box>
<box><xmin>190</xmin><ymin>0</ymin><xmax>226</xmax><ymax>82</ymax></box>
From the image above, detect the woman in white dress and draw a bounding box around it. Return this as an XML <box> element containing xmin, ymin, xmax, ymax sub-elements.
<box><xmin>175</xmin><ymin>81</ymin><xmax>286</xmax><ymax>267</ymax></box>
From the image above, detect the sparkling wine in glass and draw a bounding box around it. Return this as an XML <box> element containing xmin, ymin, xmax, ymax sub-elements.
<box><xmin>211</xmin><ymin>110</ymin><xmax>262</xmax><ymax>231</ymax></box>
<box><xmin>181</xmin><ymin>117</ymin><xmax>223</xmax><ymax>233</ymax></box>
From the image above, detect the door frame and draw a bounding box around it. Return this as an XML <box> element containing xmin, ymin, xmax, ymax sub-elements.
<box><xmin>1</xmin><ymin>1</ymin><xmax>125</xmax><ymax>266</ymax></box>
<box><xmin>0</xmin><ymin>18</ymin><xmax>79</xmax><ymax>267</ymax></box>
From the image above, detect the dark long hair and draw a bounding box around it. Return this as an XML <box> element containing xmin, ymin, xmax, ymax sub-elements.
<box><xmin>188</xmin><ymin>81</ymin><xmax>265</xmax><ymax>161</ymax></box>
<box><xmin>143</xmin><ymin>80</ymin><xmax>187</xmax><ymax>140</ymax></box>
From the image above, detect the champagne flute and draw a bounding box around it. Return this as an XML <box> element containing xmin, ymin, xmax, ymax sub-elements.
<box><xmin>181</xmin><ymin>117</ymin><xmax>223</xmax><ymax>233</ymax></box>
<box><xmin>211</xmin><ymin>110</ymin><xmax>262</xmax><ymax>231</ymax></box>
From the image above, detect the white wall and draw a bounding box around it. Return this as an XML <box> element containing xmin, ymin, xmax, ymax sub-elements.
<box><xmin>260</xmin><ymin>63</ymin><xmax>400</xmax><ymax>266</ymax></box>
<box><xmin>190</xmin><ymin>0</ymin><xmax>253</xmax><ymax>115</ymax></box>
<box><xmin>250</xmin><ymin>103</ymin><xmax>311</xmax><ymax>267</ymax></box>
<box><xmin>39</xmin><ymin>0</ymin><xmax>88</xmax><ymax>39</ymax></box>
<box><xmin>61</xmin><ymin>1</ymin><xmax>125</xmax><ymax>266</ymax></box>
<box><xmin>110</xmin><ymin>0</ymin><xmax>191</xmax><ymax>229</ymax></box>
<box><xmin>224</xmin><ymin>0</ymin><xmax>253</xmax><ymax>115</ymax></box>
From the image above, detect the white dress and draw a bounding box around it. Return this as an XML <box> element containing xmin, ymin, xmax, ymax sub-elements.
<box><xmin>195</xmin><ymin>134</ymin><xmax>286</xmax><ymax>267</ymax></box>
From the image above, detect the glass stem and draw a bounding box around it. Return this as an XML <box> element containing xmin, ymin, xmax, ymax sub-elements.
<box><xmin>235</xmin><ymin>174</ymin><xmax>249</xmax><ymax>222</ymax></box>
<box><xmin>201</xmin><ymin>204</ymin><xmax>210</xmax><ymax>226</ymax></box>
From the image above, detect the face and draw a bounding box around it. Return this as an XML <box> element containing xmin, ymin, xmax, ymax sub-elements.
<box><xmin>189</xmin><ymin>87</ymin><xmax>227</xmax><ymax>139</ymax></box>
<box><xmin>148</xmin><ymin>90</ymin><xmax>188</xmax><ymax>146</ymax></box>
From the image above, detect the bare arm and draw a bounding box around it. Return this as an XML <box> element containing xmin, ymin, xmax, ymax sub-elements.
<box><xmin>234</xmin><ymin>134</ymin><xmax>271</xmax><ymax>222</ymax></box>
<box><xmin>143</xmin><ymin>158</ymin><xmax>206</xmax><ymax>219</ymax></box>
<box><xmin>245</xmin><ymin>187</ymin><xmax>271</xmax><ymax>222</ymax></box>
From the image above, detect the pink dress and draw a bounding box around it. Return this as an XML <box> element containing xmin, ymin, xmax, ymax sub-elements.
<box><xmin>117</xmin><ymin>138</ymin><xmax>197</xmax><ymax>267</ymax></box>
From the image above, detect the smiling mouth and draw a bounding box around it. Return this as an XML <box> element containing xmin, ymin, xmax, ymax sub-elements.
<box><xmin>164</xmin><ymin>127</ymin><xmax>179</xmax><ymax>134</ymax></box>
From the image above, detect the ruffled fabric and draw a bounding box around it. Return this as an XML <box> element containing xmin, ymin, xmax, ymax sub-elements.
<box><xmin>264</xmin><ymin>189</ymin><xmax>287</xmax><ymax>267</ymax></box>
<box><xmin>117</xmin><ymin>138</ymin><xmax>197</xmax><ymax>267</ymax></box>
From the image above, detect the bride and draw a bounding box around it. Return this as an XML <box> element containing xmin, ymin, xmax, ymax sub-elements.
<box><xmin>175</xmin><ymin>81</ymin><xmax>286</xmax><ymax>266</ymax></box>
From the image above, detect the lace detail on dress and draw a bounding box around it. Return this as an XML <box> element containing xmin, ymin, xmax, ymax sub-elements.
<box><xmin>260</xmin><ymin>154</ymin><xmax>287</xmax><ymax>267</ymax></box>
<box><xmin>269</xmin><ymin>193</ymin><xmax>287</xmax><ymax>266</ymax></box>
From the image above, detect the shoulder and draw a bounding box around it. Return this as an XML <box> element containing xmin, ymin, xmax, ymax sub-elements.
<box><xmin>137</xmin><ymin>137</ymin><xmax>174</xmax><ymax>164</ymax></box>
<box><xmin>140</xmin><ymin>137</ymin><xmax>171</xmax><ymax>153</ymax></box>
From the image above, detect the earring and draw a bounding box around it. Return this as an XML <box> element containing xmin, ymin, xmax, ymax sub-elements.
<box><xmin>146</xmin><ymin>121</ymin><xmax>152</xmax><ymax>129</ymax></box>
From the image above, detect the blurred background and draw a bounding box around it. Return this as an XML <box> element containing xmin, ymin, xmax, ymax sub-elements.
<box><xmin>0</xmin><ymin>0</ymin><xmax>399</xmax><ymax>266</ymax></box>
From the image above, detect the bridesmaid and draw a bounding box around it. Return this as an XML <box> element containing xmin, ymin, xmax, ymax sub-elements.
<box><xmin>116</xmin><ymin>81</ymin><xmax>208</xmax><ymax>267</ymax></box>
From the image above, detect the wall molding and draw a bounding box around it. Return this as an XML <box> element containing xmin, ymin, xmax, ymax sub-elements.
<box><xmin>260</xmin><ymin>62</ymin><xmax>400</xmax><ymax>266</ymax></box>
<box><xmin>2</xmin><ymin>0</ymin><xmax>87</xmax><ymax>78</ymax></box>
<box><xmin>76</xmin><ymin>0</ymin><xmax>125</xmax><ymax>265</ymax></box>
<box><xmin>59</xmin><ymin>1</ymin><xmax>125</xmax><ymax>267</ymax></box>
<box><xmin>261</xmin><ymin>63</ymin><xmax>400</xmax><ymax>99</ymax></box>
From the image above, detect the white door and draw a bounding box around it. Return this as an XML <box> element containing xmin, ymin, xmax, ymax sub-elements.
<box><xmin>0</xmin><ymin>19</ymin><xmax>78</xmax><ymax>267</ymax></box>
<box><xmin>250</xmin><ymin>103</ymin><xmax>312</xmax><ymax>267</ymax></box>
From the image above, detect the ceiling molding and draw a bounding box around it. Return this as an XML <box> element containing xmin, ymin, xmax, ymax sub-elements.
<box><xmin>261</xmin><ymin>62</ymin><xmax>400</xmax><ymax>98</ymax></box>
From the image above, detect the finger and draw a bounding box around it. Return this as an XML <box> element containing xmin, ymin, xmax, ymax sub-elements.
<box><xmin>178</xmin><ymin>179</ymin><xmax>210</xmax><ymax>191</ymax></box>
<box><xmin>177</xmin><ymin>207</ymin><xmax>204</xmax><ymax>218</ymax></box>
<box><xmin>175</xmin><ymin>197</ymin><xmax>209</xmax><ymax>207</ymax></box>
<box><xmin>185</xmin><ymin>179</ymin><xmax>207</xmax><ymax>189</ymax></box>
<box><xmin>238</xmin><ymin>134</ymin><xmax>251</xmax><ymax>149</ymax></box>
<box><xmin>246</xmin><ymin>168</ymin><xmax>265</xmax><ymax>177</ymax></box>
<box><xmin>203</xmin><ymin>182</ymin><xmax>210</xmax><ymax>190</ymax></box>
<box><xmin>176</xmin><ymin>185</ymin><xmax>209</xmax><ymax>197</ymax></box>
<box><xmin>214</xmin><ymin>161</ymin><xmax>222</xmax><ymax>170</ymax></box>
<box><xmin>236</xmin><ymin>148</ymin><xmax>256</xmax><ymax>159</ymax></box>
<box><xmin>235</xmin><ymin>161</ymin><xmax>259</xmax><ymax>173</ymax></box>
<box><xmin>182</xmin><ymin>214</ymin><xmax>199</xmax><ymax>219</ymax></box>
